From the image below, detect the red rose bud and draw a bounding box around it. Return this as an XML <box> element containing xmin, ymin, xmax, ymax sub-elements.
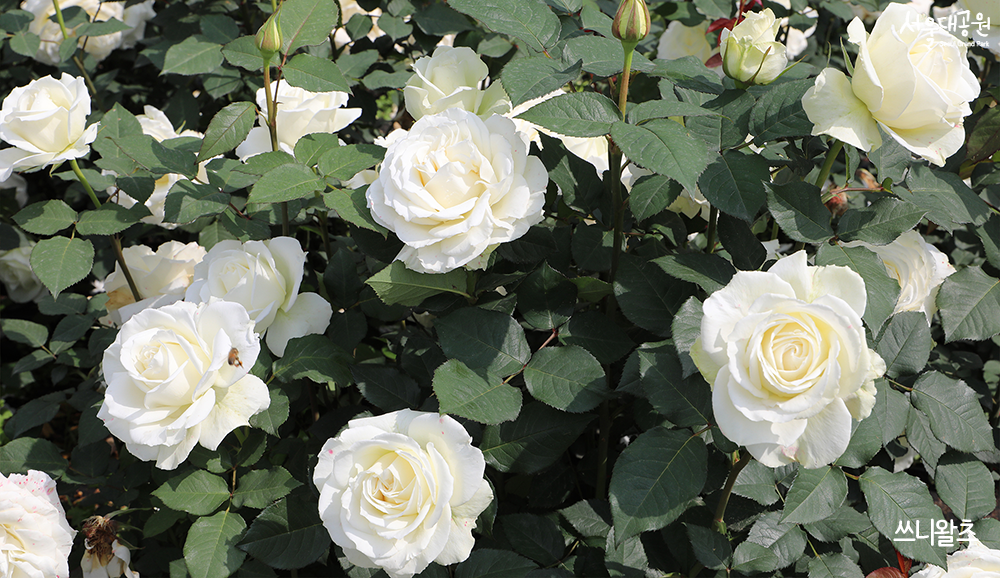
<box><xmin>613</xmin><ymin>0</ymin><xmax>651</xmax><ymax>47</ymax></box>
<box><xmin>255</xmin><ymin>10</ymin><xmax>282</xmax><ymax>61</ymax></box>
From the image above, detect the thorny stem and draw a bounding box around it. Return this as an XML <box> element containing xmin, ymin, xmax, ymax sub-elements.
<box><xmin>815</xmin><ymin>139</ymin><xmax>844</xmax><ymax>189</ymax></box>
<box><xmin>712</xmin><ymin>449</ymin><xmax>750</xmax><ymax>535</ymax></box>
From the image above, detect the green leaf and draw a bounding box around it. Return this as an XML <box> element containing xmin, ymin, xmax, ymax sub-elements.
<box><xmin>523</xmin><ymin>345</ymin><xmax>609</xmax><ymax>413</ymax></box>
<box><xmin>232</xmin><ymin>467</ymin><xmax>302</xmax><ymax>510</ymax></box>
<box><xmin>437</xmin><ymin>308</ymin><xmax>530</xmax><ymax>377</ymax></box>
<box><xmin>637</xmin><ymin>343</ymin><xmax>712</xmax><ymax>427</ymax></box>
<box><xmin>611</xmin><ymin>120</ymin><xmax>709</xmax><ymax>193</ymax></box>
<box><xmin>283</xmin><ymin>53</ymin><xmax>351</xmax><ymax>94</ymax></box>
<box><xmin>570</xmin><ymin>224</ymin><xmax>613</xmax><ymax>272</ymax></box>
<box><xmin>163</xmin><ymin>180</ymin><xmax>231</xmax><ymax>224</ymax></box>
<box><xmin>1</xmin><ymin>319</ymin><xmax>48</xmax><ymax>348</ymax></box>
<box><xmin>75</xmin><ymin>203</ymin><xmax>148</xmax><ymax>235</ymax></box>
<box><xmin>672</xmin><ymin>296</ymin><xmax>704</xmax><ymax>378</ymax></box>
<box><xmin>412</xmin><ymin>2</ymin><xmax>476</xmax><ymax>36</ymax></box>
<box><xmin>910</xmin><ymin>371</ymin><xmax>993</xmax><ymax>453</ymax></box>
<box><xmin>816</xmin><ymin>243</ymin><xmax>900</xmax><ymax>332</ymax></box>
<box><xmin>30</xmin><ymin>237</ymin><xmax>93</xmax><ymax>297</ymax></box>
<box><xmin>808</xmin><ymin>552</ymin><xmax>864</xmax><ymax>578</ymax></box>
<box><xmin>781</xmin><ymin>467</ymin><xmax>848</xmax><ymax>525</ymax></box>
<box><xmin>280</xmin><ymin>0</ymin><xmax>339</xmax><ymax>53</ymax></box>
<box><xmin>560</xmin><ymin>310</ymin><xmax>635</xmax><ymax>365</ymax></box>
<box><xmin>163</xmin><ymin>35</ymin><xmax>224</xmax><ymax>75</ymax></box>
<box><xmin>153</xmin><ymin>470</ymin><xmax>230</xmax><ymax>515</ymax></box>
<box><xmin>199</xmin><ymin>14</ymin><xmax>240</xmax><ymax>44</ymax></box>
<box><xmin>967</xmin><ymin>105</ymin><xmax>1000</xmax><ymax>164</ymax></box>
<box><xmin>766</xmin><ymin>181</ymin><xmax>834</xmax><ymax>243</ymax></box>
<box><xmin>834</xmin><ymin>410</ymin><xmax>883</xmax><ymax>468</ymax></box>
<box><xmin>718</xmin><ymin>213</ymin><xmax>766</xmax><ymax>270</ymax></box>
<box><xmin>561</xmin><ymin>35</ymin><xmax>653</xmax><ymax>77</ymax></box>
<box><xmin>868</xmin><ymin>126</ymin><xmax>911</xmax><ymax>185</ymax></box>
<box><xmin>454</xmin><ymin>549</ymin><xmax>537</xmax><ymax>578</ymax></box>
<box><xmin>875</xmin><ymin>311</ymin><xmax>931</xmax><ymax>377</ymax></box>
<box><xmin>249</xmin><ymin>388</ymin><xmax>289</xmax><ymax>436</ymax></box>
<box><xmin>0</xmin><ymin>10</ymin><xmax>34</xmax><ymax>33</ymax></box>
<box><xmin>272</xmin><ymin>335</ymin><xmax>352</xmax><ymax>385</ymax></box>
<box><xmin>3</xmin><ymin>392</ymin><xmax>64</xmax><ymax>439</ymax></box>
<box><xmin>432</xmin><ymin>359</ymin><xmax>521</xmax><ymax>425</ymax></box>
<box><xmin>248</xmin><ymin>163</ymin><xmax>326</xmax><ymax>204</ymax></box>
<box><xmin>733</xmin><ymin>513</ymin><xmax>807</xmax><ymax>573</ymax></box>
<box><xmin>731</xmin><ymin>460</ymin><xmax>783</xmax><ymax>505</ymax></box>
<box><xmin>610</xmin><ymin>427</ymin><xmax>707</xmax><ymax>541</ymax></box>
<box><xmin>687</xmin><ymin>525</ymin><xmax>732</xmax><ymax>570</ymax></box>
<box><xmin>377</xmin><ymin>14</ymin><xmax>412</xmax><ymax>39</ymax></box>
<box><xmin>222</xmin><ymin>35</ymin><xmax>275</xmax><ymax>72</ymax></box>
<box><xmin>323</xmin><ymin>186</ymin><xmax>387</xmax><ymax>234</ymax></box>
<box><xmin>294</xmin><ymin>133</ymin><xmax>342</xmax><ymax>168</ymax></box>
<box><xmin>906</xmin><ymin>406</ymin><xmax>947</xmax><ymax>470</ymax></box>
<box><xmin>748</xmin><ymin>79</ymin><xmax>814</xmax><ymax>145</ymax></box>
<box><xmin>646</xmin><ymin>56</ymin><xmax>724</xmax><ymax>95</ymax></box>
<box><xmin>937</xmin><ymin>266</ymin><xmax>1000</xmax><ymax>342</ymax></box>
<box><xmin>481</xmin><ymin>402</ymin><xmax>593</xmax><ymax>474</ymax></box>
<box><xmin>361</xmin><ymin>69</ymin><xmax>411</xmax><ymax>91</ymax></box>
<box><xmin>448</xmin><ymin>0</ymin><xmax>559</xmax><ymax>53</ymax></box>
<box><xmin>859</xmin><ymin>467</ymin><xmax>948</xmax><ymax>567</ymax></box>
<box><xmin>515</xmin><ymin>92</ymin><xmax>620</xmax><ymax>138</ymax></box>
<box><xmin>238</xmin><ymin>493</ymin><xmax>332</xmax><ymax>569</ymax></box>
<box><xmin>698</xmin><ymin>150</ymin><xmax>771</xmax><ymax>222</ymax></box>
<box><xmin>871</xmin><ymin>379</ymin><xmax>908</xmax><ymax>445</ymax></box>
<box><xmin>975</xmin><ymin>215</ymin><xmax>1000</xmax><ymax>270</ymax></box>
<box><xmin>350</xmin><ymin>365</ymin><xmax>421</xmax><ymax>411</ymax></box>
<box><xmin>501</xmin><ymin>57</ymin><xmax>582</xmax><ymax>107</ymax></box>
<box><xmin>900</xmin><ymin>165</ymin><xmax>990</xmax><ymax>231</ymax></box>
<box><xmin>8</xmin><ymin>31</ymin><xmax>40</xmax><ymax>57</ymax></box>
<box><xmin>198</xmin><ymin>102</ymin><xmax>257</xmax><ymax>163</ymax></box>
<box><xmin>935</xmin><ymin>454</ymin><xmax>996</xmax><ymax>520</ymax></box>
<box><xmin>77</xmin><ymin>17</ymin><xmax>132</xmax><ymax>36</ymax></box>
<box><xmin>626</xmin><ymin>100</ymin><xmax>718</xmax><ymax>124</ymax></box>
<box><xmin>653</xmin><ymin>253</ymin><xmax>736</xmax><ymax>294</ymax></box>
<box><xmin>628</xmin><ymin>175</ymin><xmax>682</xmax><ymax>222</ymax></box>
<box><xmin>0</xmin><ymin>437</ymin><xmax>68</xmax><ymax>478</ymax></box>
<box><xmin>837</xmin><ymin>197</ymin><xmax>927</xmax><ymax>245</ymax></box>
<box><xmin>365</xmin><ymin>261</ymin><xmax>469</xmax><ymax>306</ymax></box>
<box><xmin>516</xmin><ymin>262</ymin><xmax>576</xmax><ymax>330</ymax></box>
<box><xmin>614</xmin><ymin>254</ymin><xmax>695</xmax><ymax>337</ymax></box>
<box><xmin>317</xmin><ymin>144</ymin><xmax>384</xmax><ymax>181</ymax></box>
<box><xmin>802</xmin><ymin>505</ymin><xmax>872</xmax><ymax>542</ymax></box>
<box><xmin>500</xmin><ymin>514</ymin><xmax>564</xmax><ymax>566</ymax></box>
<box><xmin>184</xmin><ymin>511</ymin><xmax>247</xmax><ymax>578</ymax></box>
<box><xmin>13</xmin><ymin>200</ymin><xmax>77</xmax><ymax>235</ymax></box>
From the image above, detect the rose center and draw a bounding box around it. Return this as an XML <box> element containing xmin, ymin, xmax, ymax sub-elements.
<box><xmin>757</xmin><ymin>315</ymin><xmax>828</xmax><ymax>395</ymax></box>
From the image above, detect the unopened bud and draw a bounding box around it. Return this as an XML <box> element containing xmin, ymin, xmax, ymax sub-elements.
<box><xmin>256</xmin><ymin>10</ymin><xmax>282</xmax><ymax>61</ymax></box>
<box><xmin>612</xmin><ymin>0</ymin><xmax>650</xmax><ymax>48</ymax></box>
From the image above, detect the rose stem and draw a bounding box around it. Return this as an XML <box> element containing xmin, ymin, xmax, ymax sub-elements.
<box><xmin>50</xmin><ymin>0</ymin><xmax>100</xmax><ymax>104</ymax></box>
<box><xmin>712</xmin><ymin>449</ymin><xmax>749</xmax><ymax>535</ymax></box>
<box><xmin>706</xmin><ymin>206</ymin><xmax>719</xmax><ymax>253</ymax></box>
<box><xmin>262</xmin><ymin>57</ymin><xmax>290</xmax><ymax>237</ymax></box>
<box><xmin>815</xmin><ymin>139</ymin><xmax>844</xmax><ymax>189</ymax></box>
<box><xmin>69</xmin><ymin>158</ymin><xmax>101</xmax><ymax>209</ymax></box>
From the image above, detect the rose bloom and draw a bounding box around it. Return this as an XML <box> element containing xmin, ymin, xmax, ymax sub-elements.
<box><xmin>0</xmin><ymin>243</ymin><xmax>46</xmax><ymax>303</ymax></box>
<box><xmin>719</xmin><ymin>9</ymin><xmax>788</xmax><ymax>85</ymax></box>
<box><xmin>184</xmin><ymin>237</ymin><xmax>331</xmax><ymax>357</ymax></box>
<box><xmin>235</xmin><ymin>82</ymin><xmax>361</xmax><ymax>160</ymax></box>
<box><xmin>313</xmin><ymin>410</ymin><xmax>494</xmax><ymax>578</ymax></box>
<box><xmin>658</xmin><ymin>20</ymin><xmax>716</xmax><ymax>63</ymax></box>
<box><xmin>332</xmin><ymin>0</ymin><xmax>384</xmax><ymax>47</ymax></box>
<box><xmin>912</xmin><ymin>535</ymin><xmax>1000</xmax><ymax>577</ymax></box>
<box><xmin>404</xmin><ymin>46</ymin><xmax>511</xmax><ymax>121</ymax></box>
<box><xmin>99</xmin><ymin>300</ymin><xmax>270</xmax><ymax>470</ymax></box>
<box><xmin>0</xmin><ymin>470</ymin><xmax>76</xmax><ymax>578</ymax></box>
<box><xmin>104</xmin><ymin>240</ymin><xmax>206</xmax><ymax>326</ymax></box>
<box><xmin>82</xmin><ymin>539</ymin><xmax>137</xmax><ymax>578</ymax></box>
<box><xmin>0</xmin><ymin>74</ymin><xmax>98</xmax><ymax>181</ymax></box>
<box><xmin>367</xmin><ymin>108</ymin><xmax>547</xmax><ymax>273</ymax></box>
<box><xmin>958</xmin><ymin>0</ymin><xmax>1000</xmax><ymax>54</ymax></box>
<box><xmin>690</xmin><ymin>251</ymin><xmax>886</xmax><ymax>468</ymax></box>
<box><xmin>108</xmin><ymin>105</ymin><xmax>206</xmax><ymax>229</ymax></box>
<box><xmin>802</xmin><ymin>4</ymin><xmax>980</xmax><ymax>166</ymax></box>
<box><xmin>1</xmin><ymin>173</ymin><xmax>28</xmax><ymax>207</ymax></box>
<box><xmin>22</xmin><ymin>0</ymin><xmax>154</xmax><ymax>66</ymax></box>
<box><xmin>844</xmin><ymin>230</ymin><xmax>955</xmax><ymax>323</ymax></box>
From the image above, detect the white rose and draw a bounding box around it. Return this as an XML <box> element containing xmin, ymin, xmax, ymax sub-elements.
<box><xmin>912</xmin><ymin>535</ymin><xmax>1000</xmax><ymax>578</ymax></box>
<box><xmin>843</xmin><ymin>230</ymin><xmax>955</xmax><ymax>323</ymax></box>
<box><xmin>668</xmin><ymin>187</ymin><xmax>712</xmax><ymax>220</ymax></box>
<box><xmin>104</xmin><ymin>240</ymin><xmax>207</xmax><ymax>326</ymax></box>
<box><xmin>184</xmin><ymin>237</ymin><xmax>332</xmax><ymax>357</ymax></box>
<box><xmin>366</xmin><ymin>108</ymin><xmax>547</xmax><ymax>273</ymax></box>
<box><xmin>235</xmin><ymin>82</ymin><xmax>361</xmax><ymax>160</ymax></box>
<box><xmin>719</xmin><ymin>9</ymin><xmax>788</xmax><ymax>85</ymax></box>
<box><xmin>0</xmin><ymin>74</ymin><xmax>98</xmax><ymax>181</ymax></box>
<box><xmin>0</xmin><ymin>470</ymin><xmax>76</xmax><ymax>578</ymax></box>
<box><xmin>82</xmin><ymin>540</ymin><xmax>138</xmax><ymax>578</ymax></box>
<box><xmin>1</xmin><ymin>173</ymin><xmax>28</xmax><ymax>207</ymax></box>
<box><xmin>958</xmin><ymin>0</ymin><xmax>1000</xmax><ymax>54</ymax></box>
<box><xmin>23</xmin><ymin>0</ymin><xmax>125</xmax><ymax>65</ymax></box>
<box><xmin>313</xmin><ymin>410</ymin><xmax>494</xmax><ymax>578</ymax></box>
<box><xmin>404</xmin><ymin>46</ymin><xmax>511</xmax><ymax>121</ymax></box>
<box><xmin>332</xmin><ymin>0</ymin><xmax>384</xmax><ymax>48</ymax></box>
<box><xmin>658</xmin><ymin>20</ymin><xmax>716</xmax><ymax>63</ymax></box>
<box><xmin>0</xmin><ymin>243</ymin><xmax>45</xmax><ymax>303</ymax></box>
<box><xmin>801</xmin><ymin>4</ymin><xmax>980</xmax><ymax>166</ymax></box>
<box><xmin>690</xmin><ymin>251</ymin><xmax>886</xmax><ymax>468</ymax></box>
<box><xmin>120</xmin><ymin>0</ymin><xmax>156</xmax><ymax>50</ymax></box>
<box><xmin>98</xmin><ymin>300</ymin><xmax>271</xmax><ymax>470</ymax></box>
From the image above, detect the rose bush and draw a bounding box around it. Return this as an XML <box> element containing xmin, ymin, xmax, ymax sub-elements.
<box><xmin>0</xmin><ymin>74</ymin><xmax>97</xmax><ymax>180</ymax></box>
<box><xmin>313</xmin><ymin>410</ymin><xmax>493</xmax><ymax>578</ymax></box>
<box><xmin>98</xmin><ymin>300</ymin><xmax>270</xmax><ymax>470</ymax></box>
<box><xmin>0</xmin><ymin>242</ymin><xmax>44</xmax><ymax>302</ymax></box>
<box><xmin>403</xmin><ymin>46</ymin><xmax>510</xmax><ymax>121</ymax></box>
<box><xmin>691</xmin><ymin>251</ymin><xmax>886</xmax><ymax>468</ymax></box>
<box><xmin>0</xmin><ymin>470</ymin><xmax>75</xmax><ymax>578</ymax></box>
<box><xmin>366</xmin><ymin>108</ymin><xmax>547</xmax><ymax>273</ymax></box>
<box><xmin>103</xmin><ymin>240</ymin><xmax>206</xmax><ymax>326</ymax></box>
<box><xmin>22</xmin><ymin>0</ymin><xmax>155</xmax><ymax>66</ymax></box>
<box><xmin>801</xmin><ymin>3</ymin><xmax>980</xmax><ymax>165</ymax></box>
<box><xmin>719</xmin><ymin>9</ymin><xmax>788</xmax><ymax>85</ymax></box>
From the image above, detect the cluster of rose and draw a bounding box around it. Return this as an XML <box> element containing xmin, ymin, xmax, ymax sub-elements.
<box><xmin>1</xmin><ymin>0</ymin><xmax>999</xmax><ymax>576</ymax></box>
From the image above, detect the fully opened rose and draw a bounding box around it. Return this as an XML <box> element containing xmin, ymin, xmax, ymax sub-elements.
<box><xmin>99</xmin><ymin>300</ymin><xmax>270</xmax><ymax>470</ymax></box>
<box><xmin>313</xmin><ymin>410</ymin><xmax>493</xmax><ymax>578</ymax></box>
<box><xmin>0</xmin><ymin>470</ymin><xmax>76</xmax><ymax>578</ymax></box>
<box><xmin>0</xmin><ymin>73</ymin><xmax>98</xmax><ymax>181</ymax></box>
<box><xmin>184</xmin><ymin>237</ymin><xmax>331</xmax><ymax>356</ymax></box>
<box><xmin>104</xmin><ymin>240</ymin><xmax>207</xmax><ymax>326</ymax></box>
<box><xmin>911</xmin><ymin>535</ymin><xmax>1000</xmax><ymax>577</ymax></box>
<box><xmin>690</xmin><ymin>252</ymin><xmax>886</xmax><ymax>468</ymax></box>
<box><xmin>801</xmin><ymin>3</ymin><xmax>980</xmax><ymax>166</ymax></box>
<box><xmin>366</xmin><ymin>108</ymin><xmax>547</xmax><ymax>273</ymax></box>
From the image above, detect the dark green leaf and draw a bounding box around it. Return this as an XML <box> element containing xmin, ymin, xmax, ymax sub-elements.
<box><xmin>454</xmin><ymin>549</ymin><xmax>537</xmax><ymax>578</ymax></box>
<box><xmin>561</xmin><ymin>35</ymin><xmax>653</xmax><ymax>77</ymax></box>
<box><xmin>645</xmin><ymin>56</ymin><xmax>724</xmax><ymax>95</ymax></box>
<box><xmin>868</xmin><ymin>126</ymin><xmax>911</xmax><ymax>186</ymax></box>
<box><xmin>30</xmin><ymin>237</ymin><xmax>93</xmax><ymax>297</ymax></box>
<box><xmin>449</xmin><ymin>0</ymin><xmax>560</xmax><ymax>52</ymax></box>
<box><xmin>232</xmin><ymin>467</ymin><xmax>302</xmax><ymax>509</ymax></box>
<box><xmin>653</xmin><ymin>253</ymin><xmax>735</xmax><ymax>294</ymax></box>
<box><xmin>272</xmin><ymin>335</ymin><xmax>352</xmax><ymax>385</ymax></box>
<box><xmin>906</xmin><ymin>406</ymin><xmax>947</xmax><ymax>470</ymax></box>
<box><xmin>3</xmin><ymin>392</ymin><xmax>64</xmax><ymax>439</ymax></box>
<box><xmin>687</xmin><ymin>525</ymin><xmax>732</xmax><ymax>570</ymax></box>
<box><xmin>222</xmin><ymin>35</ymin><xmax>276</xmax><ymax>72</ymax></box>
<box><xmin>900</xmin><ymin>165</ymin><xmax>990</xmax><ymax>231</ymax></box>
<box><xmin>481</xmin><ymin>402</ymin><xmax>593</xmax><ymax>474</ymax></box>
<box><xmin>323</xmin><ymin>186</ymin><xmax>387</xmax><ymax>234</ymax></box>
<box><xmin>859</xmin><ymin>467</ymin><xmax>947</xmax><ymax>567</ymax></box>
<box><xmin>8</xmin><ymin>32</ymin><xmax>40</xmax><ymax>57</ymax></box>
<box><xmin>437</xmin><ymin>308</ymin><xmax>529</xmax><ymax>377</ymax></box>
<box><xmin>365</xmin><ymin>261</ymin><xmax>469</xmax><ymax>306</ymax></box>
<box><xmin>871</xmin><ymin>379</ymin><xmax>908</xmax><ymax>445</ymax></box>
<box><xmin>501</xmin><ymin>58</ymin><xmax>582</xmax><ymax>107</ymax></box>
<box><xmin>75</xmin><ymin>203</ymin><xmax>148</xmax><ymax>235</ymax></box>
<box><xmin>248</xmin><ymin>163</ymin><xmax>325</xmax><ymax>204</ymax></box>
<box><xmin>317</xmin><ymin>144</ymin><xmax>384</xmax><ymax>181</ymax></box>
<box><xmin>611</xmin><ymin>120</ymin><xmax>709</xmax><ymax>193</ymax></box>
<box><xmin>163</xmin><ymin>180</ymin><xmax>231</xmax><ymax>224</ymax></box>
<box><xmin>516</xmin><ymin>263</ymin><xmax>576</xmax><ymax>330</ymax></box>
<box><xmin>718</xmin><ymin>213</ymin><xmax>766</xmax><ymax>270</ymax></box>
<box><xmin>501</xmin><ymin>514</ymin><xmax>564</xmax><ymax>566</ymax></box>
<box><xmin>198</xmin><ymin>102</ymin><xmax>257</xmax><ymax>163</ymax></box>
<box><xmin>748</xmin><ymin>79</ymin><xmax>814</xmax><ymax>145</ymax></box>
<box><xmin>0</xmin><ymin>437</ymin><xmax>68</xmax><ymax>478</ymax></box>
<box><xmin>637</xmin><ymin>343</ymin><xmax>712</xmax><ymax>426</ymax></box>
<box><xmin>781</xmin><ymin>467</ymin><xmax>848</xmax><ymax>525</ymax></box>
<box><xmin>283</xmin><ymin>53</ymin><xmax>351</xmax><ymax>94</ymax></box>
<box><xmin>350</xmin><ymin>365</ymin><xmax>421</xmax><ymax>411</ymax></box>
<box><xmin>13</xmin><ymin>200</ymin><xmax>77</xmax><ymax>235</ymax></box>
<box><xmin>153</xmin><ymin>470</ymin><xmax>230</xmax><ymax>515</ymax></box>
<box><xmin>802</xmin><ymin>505</ymin><xmax>872</xmax><ymax>542</ymax></box>
<box><xmin>937</xmin><ymin>266</ymin><xmax>1000</xmax><ymax>342</ymax></box>
<box><xmin>910</xmin><ymin>371</ymin><xmax>993</xmax><ymax>453</ymax></box>
<box><xmin>966</xmin><ymin>106</ymin><xmax>1000</xmax><ymax>164</ymax></box>
<box><xmin>1</xmin><ymin>319</ymin><xmax>48</xmax><ymax>348</ymax></box>
<box><xmin>280</xmin><ymin>0</ymin><xmax>338</xmax><ymax>52</ymax></box>
<box><xmin>294</xmin><ymin>133</ymin><xmax>342</xmax><ymax>168</ymax></box>
<box><xmin>935</xmin><ymin>454</ymin><xmax>996</xmax><ymax>520</ymax></box>
<box><xmin>766</xmin><ymin>181</ymin><xmax>834</xmax><ymax>243</ymax></box>
<box><xmin>184</xmin><ymin>511</ymin><xmax>247</xmax><ymax>578</ymax></box>
<box><xmin>432</xmin><ymin>359</ymin><xmax>521</xmax><ymax>425</ymax></box>
<box><xmin>560</xmin><ymin>310</ymin><xmax>635</xmax><ymax>364</ymax></box>
<box><xmin>199</xmin><ymin>14</ymin><xmax>240</xmax><ymax>44</ymax></box>
<box><xmin>412</xmin><ymin>2</ymin><xmax>476</xmax><ymax>36</ymax></box>
<box><xmin>523</xmin><ymin>345</ymin><xmax>609</xmax><ymax>413</ymax></box>
<box><xmin>808</xmin><ymin>553</ymin><xmax>864</xmax><ymax>578</ymax></box>
<box><xmin>875</xmin><ymin>311</ymin><xmax>931</xmax><ymax>377</ymax></box>
<box><xmin>250</xmin><ymin>388</ymin><xmax>289</xmax><ymax>436</ymax></box>
<box><xmin>815</xmin><ymin>243</ymin><xmax>899</xmax><ymax>332</ymax></box>
<box><xmin>163</xmin><ymin>35</ymin><xmax>224</xmax><ymax>75</ymax></box>
<box><xmin>699</xmin><ymin>150</ymin><xmax>771</xmax><ymax>222</ymax></box>
<box><xmin>975</xmin><ymin>215</ymin><xmax>1000</xmax><ymax>270</ymax></box>
<box><xmin>628</xmin><ymin>174</ymin><xmax>682</xmax><ymax>222</ymax></box>
<box><xmin>77</xmin><ymin>17</ymin><xmax>132</xmax><ymax>37</ymax></box>
<box><xmin>626</xmin><ymin>100</ymin><xmax>718</xmax><ymax>124</ymax></box>
<box><xmin>515</xmin><ymin>92</ymin><xmax>620</xmax><ymax>138</ymax></box>
<box><xmin>837</xmin><ymin>197</ymin><xmax>927</xmax><ymax>245</ymax></box>
<box><xmin>614</xmin><ymin>254</ymin><xmax>695</xmax><ymax>336</ymax></box>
